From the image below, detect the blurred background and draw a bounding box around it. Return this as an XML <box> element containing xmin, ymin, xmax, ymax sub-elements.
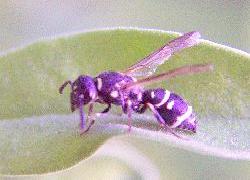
<box><xmin>0</xmin><ymin>0</ymin><xmax>249</xmax><ymax>54</ymax></box>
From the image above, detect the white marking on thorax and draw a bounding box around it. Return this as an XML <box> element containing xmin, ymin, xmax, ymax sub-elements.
<box><xmin>155</xmin><ymin>90</ymin><xmax>170</xmax><ymax>107</ymax></box>
<box><xmin>79</xmin><ymin>94</ymin><xmax>84</xmax><ymax>99</ymax></box>
<box><xmin>115</xmin><ymin>83</ymin><xmax>120</xmax><ymax>88</ymax></box>
<box><xmin>170</xmin><ymin>106</ymin><xmax>193</xmax><ymax>128</ymax></box>
<box><xmin>167</xmin><ymin>100</ymin><xmax>175</xmax><ymax>110</ymax></box>
<box><xmin>89</xmin><ymin>91</ymin><xmax>96</xmax><ymax>99</ymax></box>
<box><xmin>151</xmin><ymin>91</ymin><xmax>155</xmax><ymax>98</ymax></box>
<box><xmin>137</xmin><ymin>92</ymin><xmax>142</xmax><ymax>101</ymax></box>
<box><xmin>97</xmin><ymin>78</ymin><xmax>102</xmax><ymax>91</ymax></box>
<box><xmin>110</xmin><ymin>90</ymin><xmax>119</xmax><ymax>98</ymax></box>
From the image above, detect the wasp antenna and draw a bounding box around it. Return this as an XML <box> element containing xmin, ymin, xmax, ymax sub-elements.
<box><xmin>59</xmin><ymin>80</ymin><xmax>73</xmax><ymax>94</ymax></box>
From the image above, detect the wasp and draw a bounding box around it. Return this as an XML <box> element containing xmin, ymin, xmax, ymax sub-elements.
<box><xmin>59</xmin><ymin>31</ymin><xmax>213</xmax><ymax>136</ymax></box>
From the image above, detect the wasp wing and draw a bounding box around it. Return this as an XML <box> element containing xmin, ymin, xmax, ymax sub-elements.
<box><xmin>123</xmin><ymin>31</ymin><xmax>201</xmax><ymax>77</ymax></box>
<box><xmin>123</xmin><ymin>64</ymin><xmax>213</xmax><ymax>89</ymax></box>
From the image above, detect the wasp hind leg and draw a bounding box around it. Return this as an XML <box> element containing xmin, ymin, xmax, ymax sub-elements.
<box><xmin>147</xmin><ymin>103</ymin><xmax>182</xmax><ymax>139</ymax></box>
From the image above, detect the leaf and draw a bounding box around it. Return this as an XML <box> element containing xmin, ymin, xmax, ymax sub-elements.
<box><xmin>0</xmin><ymin>28</ymin><xmax>250</xmax><ymax>179</ymax></box>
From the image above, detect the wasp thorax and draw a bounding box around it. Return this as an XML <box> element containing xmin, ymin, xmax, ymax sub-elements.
<box><xmin>95</xmin><ymin>71</ymin><xmax>136</xmax><ymax>105</ymax></box>
<box><xmin>70</xmin><ymin>75</ymin><xmax>97</xmax><ymax>112</ymax></box>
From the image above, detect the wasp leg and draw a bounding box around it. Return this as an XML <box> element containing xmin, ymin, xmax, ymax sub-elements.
<box><xmin>120</xmin><ymin>95</ymin><xmax>132</xmax><ymax>132</ymax></box>
<box><xmin>81</xmin><ymin>102</ymin><xmax>112</xmax><ymax>134</ymax></box>
<box><xmin>87</xmin><ymin>103</ymin><xmax>94</xmax><ymax>124</ymax></box>
<box><xmin>101</xmin><ymin>103</ymin><xmax>111</xmax><ymax>113</ymax></box>
<box><xmin>95</xmin><ymin>99</ymin><xmax>112</xmax><ymax>114</ymax></box>
<box><xmin>81</xmin><ymin>103</ymin><xmax>95</xmax><ymax>135</ymax></box>
<box><xmin>80</xmin><ymin>120</ymin><xmax>95</xmax><ymax>135</ymax></box>
<box><xmin>147</xmin><ymin>103</ymin><xmax>182</xmax><ymax>138</ymax></box>
<box><xmin>126</xmin><ymin>100</ymin><xmax>133</xmax><ymax>132</ymax></box>
<box><xmin>135</xmin><ymin>104</ymin><xmax>147</xmax><ymax>114</ymax></box>
<box><xmin>79</xmin><ymin>103</ymin><xmax>85</xmax><ymax>130</ymax></box>
<box><xmin>81</xmin><ymin>103</ymin><xmax>112</xmax><ymax>135</ymax></box>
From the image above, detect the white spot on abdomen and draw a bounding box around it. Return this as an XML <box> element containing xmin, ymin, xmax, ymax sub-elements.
<box><xmin>97</xmin><ymin>78</ymin><xmax>102</xmax><ymax>91</ymax></box>
<box><xmin>167</xmin><ymin>100</ymin><xmax>175</xmax><ymax>110</ymax></box>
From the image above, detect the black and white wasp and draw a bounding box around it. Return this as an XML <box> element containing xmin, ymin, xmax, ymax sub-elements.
<box><xmin>59</xmin><ymin>31</ymin><xmax>213</xmax><ymax>136</ymax></box>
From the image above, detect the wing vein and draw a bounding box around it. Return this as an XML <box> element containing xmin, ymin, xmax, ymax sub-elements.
<box><xmin>123</xmin><ymin>31</ymin><xmax>201</xmax><ymax>77</ymax></box>
<box><xmin>123</xmin><ymin>64</ymin><xmax>214</xmax><ymax>89</ymax></box>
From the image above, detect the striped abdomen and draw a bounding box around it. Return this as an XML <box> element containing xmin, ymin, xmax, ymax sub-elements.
<box><xmin>142</xmin><ymin>88</ymin><xmax>197</xmax><ymax>132</ymax></box>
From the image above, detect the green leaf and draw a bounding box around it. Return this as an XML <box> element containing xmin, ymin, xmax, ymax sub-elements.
<box><xmin>1</xmin><ymin>28</ymin><xmax>250</xmax><ymax>179</ymax></box>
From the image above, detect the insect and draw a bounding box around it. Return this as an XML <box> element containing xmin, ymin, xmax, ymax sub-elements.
<box><xmin>59</xmin><ymin>31</ymin><xmax>213</xmax><ymax>136</ymax></box>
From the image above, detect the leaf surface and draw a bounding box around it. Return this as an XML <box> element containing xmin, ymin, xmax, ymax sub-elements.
<box><xmin>0</xmin><ymin>28</ymin><xmax>249</xmax><ymax>179</ymax></box>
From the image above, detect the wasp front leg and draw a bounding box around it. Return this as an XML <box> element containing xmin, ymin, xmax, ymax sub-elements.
<box><xmin>81</xmin><ymin>103</ymin><xmax>113</xmax><ymax>135</ymax></box>
<box><xmin>79</xmin><ymin>103</ymin><xmax>85</xmax><ymax>130</ymax></box>
<box><xmin>80</xmin><ymin>103</ymin><xmax>94</xmax><ymax>135</ymax></box>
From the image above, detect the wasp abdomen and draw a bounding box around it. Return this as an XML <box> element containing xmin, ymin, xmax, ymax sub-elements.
<box><xmin>143</xmin><ymin>88</ymin><xmax>196</xmax><ymax>132</ymax></box>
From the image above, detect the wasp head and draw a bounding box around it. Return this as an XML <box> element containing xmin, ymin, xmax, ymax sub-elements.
<box><xmin>59</xmin><ymin>75</ymin><xmax>97</xmax><ymax>112</ymax></box>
